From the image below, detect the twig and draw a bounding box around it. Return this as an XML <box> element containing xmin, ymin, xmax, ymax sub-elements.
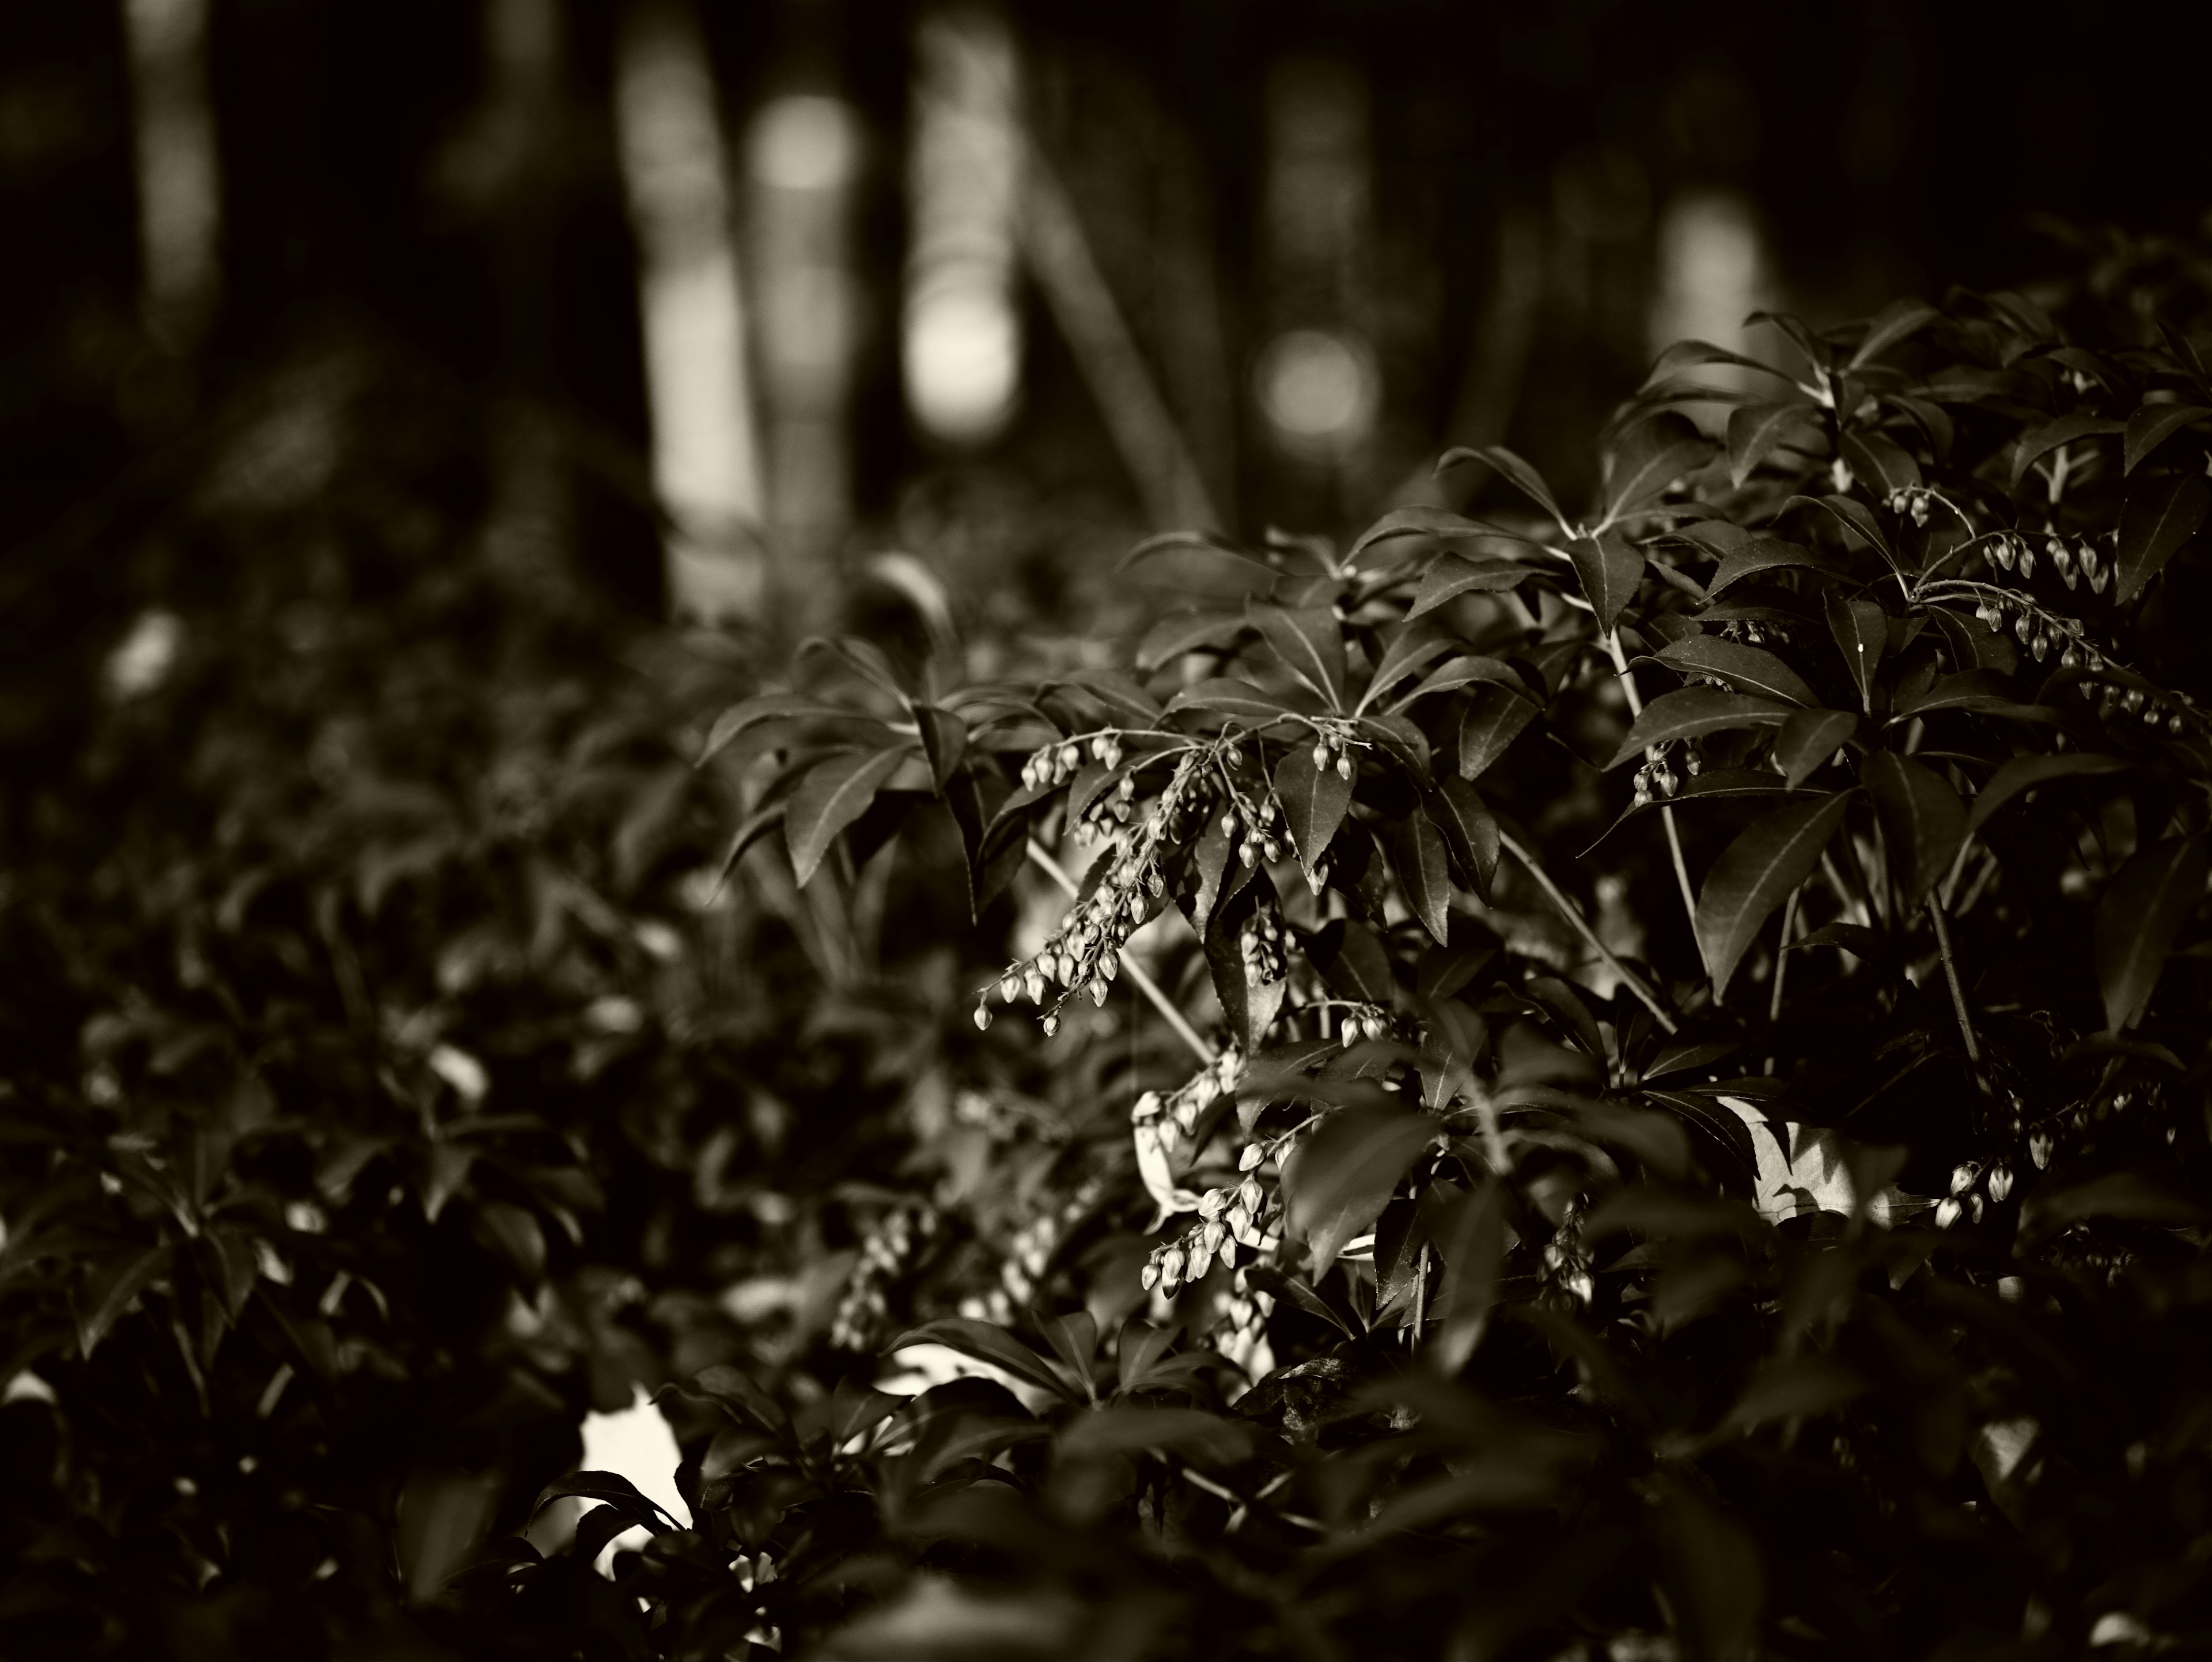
<box><xmin>1601</xmin><ymin>629</ymin><xmax>1699</xmax><ymax>934</ymax></box>
<box><xmin>1765</xmin><ymin>887</ymin><xmax>1800</xmax><ymax>1074</ymax></box>
<box><xmin>1025</xmin><ymin>838</ymin><xmax>1214</xmax><ymax>1065</ymax></box>
<box><xmin>1926</xmin><ymin>894</ymin><xmax>1982</xmax><ymax>1069</ymax></box>
<box><xmin>1497</xmin><ymin>830</ymin><xmax>1677</xmax><ymax>1033</ymax></box>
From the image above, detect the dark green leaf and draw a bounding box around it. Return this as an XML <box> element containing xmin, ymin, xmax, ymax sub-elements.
<box><xmin>1655</xmin><ymin>636</ymin><xmax>1817</xmax><ymax>706</ymax></box>
<box><xmin>1651</xmin><ymin>1484</ymin><xmax>1764</xmax><ymax>1662</ymax></box>
<box><xmin>1205</xmin><ymin>880</ymin><xmax>1285</xmax><ymax>1053</ymax></box>
<box><xmin>699</xmin><ymin>691</ymin><xmax>867</xmax><ymax>766</ymax></box>
<box><xmin>1695</xmin><ymin>792</ymin><xmax>1855</xmax><ymax>998</ymax></box>
<box><xmin>709</xmin><ymin>801</ymin><xmax>789</xmax><ymax>895</ymax></box>
<box><xmin>1137</xmin><ymin>609</ymin><xmax>1241</xmax><ymax>671</ymax></box>
<box><xmin>1418</xmin><ymin>1179</ymin><xmax>1503</xmax><ymax>1373</ymax></box>
<box><xmin>1116</xmin><ymin>528</ymin><xmax>1277</xmax><ymax>578</ymax></box>
<box><xmin>1052</xmin><ymin>667</ymin><xmax>1164</xmax><ymax>724</ymax></box>
<box><xmin>1840</xmin><ymin>428</ymin><xmax>1923</xmax><ymax>498</ymax></box>
<box><xmin>915</xmin><ymin>706</ymin><xmax>967</xmax><ymax>792</ymax></box>
<box><xmin>1393</xmin><ymin>815</ymin><xmax>1455</xmax><ymax>945</ymax></box>
<box><xmin>1967</xmin><ymin>752</ymin><xmax>2131</xmax><ymax>835</ymax></box>
<box><xmin>1847</xmin><ymin>297</ymin><xmax>1938</xmax><ymax>369</ymax></box>
<box><xmin>534</xmin><ymin>1471</ymin><xmax>681</xmax><ymax>1531</ymax></box>
<box><xmin>786</xmin><ymin>748</ymin><xmax>911</xmax><ymax>887</ymax></box>
<box><xmin>1927</xmin><ymin>605</ymin><xmax>2016</xmax><ymax>675</ymax></box>
<box><xmin>1786</xmin><ymin>493</ymin><xmax>1895</xmax><ymax>568</ymax></box>
<box><xmin>1824</xmin><ymin>589</ymin><xmax>1887</xmax><ymax>713</ymax></box>
<box><xmin>77</xmin><ymin>1247</ymin><xmax>169</xmax><ymax>1358</ymax></box>
<box><xmin>1164</xmin><ymin>677</ymin><xmax>1304</xmax><ymax>724</ymax></box>
<box><xmin>798</xmin><ymin>635</ymin><xmax>910</xmax><ymax>703</ymax></box>
<box><xmin>1457</xmin><ymin>686</ymin><xmax>1538</xmax><ymax>779</ymax></box>
<box><xmin>1396</xmin><ymin>654</ymin><xmax>1531</xmax><ymax>710</ymax></box>
<box><xmin>1248</xmin><ymin>602</ymin><xmax>1347</xmax><ymax>710</ymax></box>
<box><xmin>1312</xmin><ymin>918</ymin><xmax>1396</xmax><ymax>1004</ymax></box>
<box><xmin>1349</xmin><ymin>504</ymin><xmax>1534</xmax><ymax>563</ymax></box>
<box><xmin>2024</xmin><ymin>1172</ymin><xmax>2212</xmax><ymax>1239</ymax></box>
<box><xmin>1726</xmin><ymin>402</ymin><xmax>1820</xmax><ymax>488</ymax></box>
<box><xmin>2124</xmin><ymin>403</ymin><xmax>2212</xmax><ymax>475</ymax></box>
<box><xmin>1429</xmin><ymin>777</ymin><xmax>1500</xmax><ymax>903</ymax></box>
<box><xmin>1643</xmin><ymin>338</ymin><xmax>1787</xmax><ymax>386</ymax></box>
<box><xmin>1772</xmin><ymin>709</ymin><xmax>1857</xmax><ymax>789</ymax></box>
<box><xmin>2096</xmin><ymin>835</ymin><xmax>2207</xmax><ymax>1032</ymax></box>
<box><xmin>1605</xmin><ymin>688</ymin><xmax>1792</xmax><ymax>770</ymax></box>
<box><xmin>1361</xmin><ymin>711</ymin><xmax>1433</xmax><ymax>779</ymax></box>
<box><xmin>1405</xmin><ymin>552</ymin><xmax>1531</xmax><ymax>618</ymax></box>
<box><xmin>1274</xmin><ymin>740</ymin><xmax>1352</xmax><ymax>875</ymax></box>
<box><xmin>1435</xmin><ymin>445</ymin><xmax>1569</xmax><ymax>528</ymax></box>
<box><xmin>888</xmin><ymin>1319</ymin><xmax>1083</xmax><ymax>1404</ymax></box>
<box><xmin>1727</xmin><ymin>1353</ymin><xmax>1869</xmax><ymax>1431</ymax></box>
<box><xmin>1282</xmin><ymin>1105</ymin><xmax>1438</xmax><ymax>1276</ymax></box>
<box><xmin>1567</xmin><ymin>530</ymin><xmax>1646</xmax><ymax>631</ymax></box>
<box><xmin>1706</xmin><ymin>537</ymin><xmax>1830</xmax><ymax>599</ymax></box>
<box><xmin>1357</xmin><ymin>618</ymin><xmax>1459</xmax><ymax>713</ymax></box>
<box><xmin>1603</xmin><ymin>412</ymin><xmax>1712</xmax><ymax>523</ymax></box>
<box><xmin>1862</xmin><ymin>753</ymin><xmax>1965</xmax><ymax>907</ymax></box>
<box><xmin>2010</xmin><ymin>412</ymin><xmax>2126</xmax><ymax>493</ymax></box>
<box><xmin>1058</xmin><ymin>1406</ymin><xmax>1252</xmax><ymax>1467</ymax></box>
<box><xmin>2116</xmin><ymin>472</ymin><xmax>2211</xmax><ymax>603</ymax></box>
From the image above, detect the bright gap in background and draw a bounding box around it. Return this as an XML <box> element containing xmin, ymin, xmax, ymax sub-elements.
<box><xmin>1255</xmin><ymin>328</ymin><xmax>1377</xmax><ymax>454</ymax></box>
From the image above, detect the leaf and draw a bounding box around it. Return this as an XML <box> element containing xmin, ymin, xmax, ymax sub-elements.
<box><xmin>1889</xmin><ymin>668</ymin><xmax>2024</xmax><ymax>721</ymax></box>
<box><xmin>1566</xmin><ymin>530</ymin><xmax>1646</xmax><ymax>631</ymax></box>
<box><xmin>1419</xmin><ymin>1179</ymin><xmax>1503</xmax><ymax>1373</ymax></box>
<box><xmin>1824</xmin><ymin>590</ymin><xmax>1887</xmax><ymax>712</ymax></box>
<box><xmin>1248</xmin><ymin>602</ymin><xmax>1347</xmax><ymax>710</ymax></box>
<box><xmin>1117</xmin><ymin>527</ymin><xmax>1277</xmax><ymax>578</ymax></box>
<box><xmin>2124</xmin><ymin>403</ymin><xmax>2212</xmax><ymax>475</ymax></box>
<box><xmin>1205</xmin><ymin>889</ymin><xmax>1286</xmax><ymax>1054</ymax></box>
<box><xmin>1357</xmin><ymin>618</ymin><xmax>1459</xmax><ymax>713</ymax></box>
<box><xmin>2022</xmin><ymin>1172</ymin><xmax>2212</xmax><ymax>1239</ymax></box>
<box><xmin>2010</xmin><ymin>412</ymin><xmax>2125</xmax><ymax>493</ymax></box>
<box><xmin>1726</xmin><ymin>402</ymin><xmax>1821</xmax><ymax>488</ymax></box>
<box><xmin>1651</xmin><ymin>1483</ymin><xmax>1765</xmax><ymax>1662</ymax></box>
<box><xmin>1312</xmin><ymin>918</ymin><xmax>1396</xmax><ymax>1004</ymax></box>
<box><xmin>1164</xmin><ymin>677</ymin><xmax>1304</xmax><ymax>724</ymax></box>
<box><xmin>1706</xmin><ymin>536</ymin><xmax>1828</xmax><ymax>599</ymax></box>
<box><xmin>2095</xmin><ymin>835</ymin><xmax>2207</xmax><ymax>1032</ymax></box>
<box><xmin>1728</xmin><ymin>1352</ymin><xmax>1870</xmax><ymax>1432</ymax></box>
<box><xmin>1360</xmin><ymin>711</ymin><xmax>1432</xmax><ymax>779</ymax></box>
<box><xmin>77</xmin><ymin>1247</ymin><xmax>169</xmax><ymax>1358</ymax></box>
<box><xmin>1839</xmin><ymin>428</ymin><xmax>1922</xmax><ymax>498</ymax></box>
<box><xmin>888</xmin><ymin>1319</ymin><xmax>1084</xmax><ymax>1405</ymax></box>
<box><xmin>1405</xmin><ymin>552</ymin><xmax>1532</xmax><ymax>618</ymax></box>
<box><xmin>1393</xmin><ymin>815</ymin><xmax>1455</xmax><ymax>945</ymax></box>
<box><xmin>1185</xmin><ymin>809</ymin><xmax>1235</xmax><ymax>933</ymax></box>
<box><xmin>1274</xmin><ymin>740</ymin><xmax>1353</xmax><ymax>874</ymax></box>
<box><xmin>1654</xmin><ymin>636</ymin><xmax>1817</xmax><ymax>706</ymax></box>
<box><xmin>2116</xmin><ymin>472</ymin><xmax>2212</xmax><ymax>604</ymax></box>
<box><xmin>1786</xmin><ymin>493</ymin><xmax>1894</xmax><ymax>569</ymax></box>
<box><xmin>1039</xmin><ymin>1312</ymin><xmax>1099</xmax><ymax>1398</ymax></box>
<box><xmin>1862</xmin><ymin>753</ymin><xmax>1965</xmax><ymax>908</ymax></box>
<box><xmin>1429</xmin><ymin>777</ymin><xmax>1500</xmax><ymax>903</ymax></box>
<box><xmin>1605</xmin><ymin>688</ymin><xmax>1792</xmax><ymax>770</ymax></box>
<box><xmin>1791</xmin><ymin>921</ymin><xmax>1884</xmax><ymax>960</ymax></box>
<box><xmin>534</xmin><ymin>1471</ymin><xmax>681</xmax><ymax>1531</ymax></box>
<box><xmin>785</xmin><ymin>748</ymin><xmax>911</xmax><ymax>887</ymax></box>
<box><xmin>1435</xmin><ymin>445</ymin><xmax>1569</xmax><ymax>529</ymax></box>
<box><xmin>1643</xmin><ymin>337</ymin><xmax>1787</xmax><ymax>386</ymax></box>
<box><xmin>1058</xmin><ymin>1405</ymin><xmax>1252</xmax><ymax>1467</ymax></box>
<box><xmin>709</xmin><ymin>801</ymin><xmax>789</xmax><ymax>895</ymax></box>
<box><xmin>1395</xmin><ymin>654</ymin><xmax>1531</xmax><ymax>710</ymax></box>
<box><xmin>1348</xmin><ymin>504</ymin><xmax>1532</xmax><ymax>563</ymax></box>
<box><xmin>1967</xmin><ymin>753</ymin><xmax>2131</xmax><ymax>835</ymax></box>
<box><xmin>798</xmin><ymin>635</ymin><xmax>910</xmax><ymax>703</ymax></box>
<box><xmin>698</xmin><ymin>691</ymin><xmax>867</xmax><ymax>765</ymax></box>
<box><xmin>1603</xmin><ymin>412</ymin><xmax>1712</xmax><ymax>523</ymax></box>
<box><xmin>1281</xmin><ymin>1105</ymin><xmax>1438</xmax><ymax>1277</ymax></box>
<box><xmin>1137</xmin><ymin>609</ymin><xmax>1242</xmax><ymax>671</ymax></box>
<box><xmin>1695</xmin><ymin>792</ymin><xmax>1855</xmax><ymax>998</ymax></box>
<box><xmin>1053</xmin><ymin>667</ymin><xmax>1164</xmax><ymax>725</ymax></box>
<box><xmin>1847</xmin><ymin>297</ymin><xmax>1938</xmax><ymax>369</ymax></box>
<box><xmin>1772</xmin><ymin>709</ymin><xmax>1857</xmax><ymax>789</ymax></box>
<box><xmin>915</xmin><ymin>706</ymin><xmax>967</xmax><ymax>792</ymax></box>
<box><xmin>1458</xmin><ymin>685</ymin><xmax>1539</xmax><ymax>779</ymax></box>
<box><xmin>1927</xmin><ymin>605</ymin><xmax>2016</xmax><ymax>675</ymax></box>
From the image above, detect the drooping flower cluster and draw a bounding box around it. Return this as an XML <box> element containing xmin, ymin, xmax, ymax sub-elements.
<box><xmin>828</xmin><ymin>1202</ymin><xmax>942</xmax><ymax>1351</ymax></box>
<box><xmin>960</xmin><ymin>1175</ymin><xmax>1109</xmax><ymax>1327</ymax></box>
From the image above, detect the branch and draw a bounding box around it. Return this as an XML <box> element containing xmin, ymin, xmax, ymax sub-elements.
<box><xmin>1497</xmin><ymin>830</ymin><xmax>1677</xmax><ymax>1034</ymax></box>
<box><xmin>1024</xmin><ymin>838</ymin><xmax>1214</xmax><ymax>1065</ymax></box>
<box><xmin>1601</xmin><ymin>629</ymin><xmax>1699</xmax><ymax>934</ymax></box>
<box><xmin>1926</xmin><ymin>893</ymin><xmax>1983</xmax><ymax>1069</ymax></box>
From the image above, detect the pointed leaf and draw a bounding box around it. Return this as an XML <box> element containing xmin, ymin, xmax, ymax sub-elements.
<box><xmin>1967</xmin><ymin>753</ymin><xmax>2131</xmax><ymax>835</ymax></box>
<box><xmin>2096</xmin><ymin>836</ymin><xmax>2207</xmax><ymax>1032</ymax></box>
<box><xmin>1603</xmin><ymin>413</ymin><xmax>1713</xmax><ymax>523</ymax></box>
<box><xmin>1786</xmin><ymin>493</ymin><xmax>1895</xmax><ymax>568</ymax></box>
<box><xmin>1643</xmin><ymin>338</ymin><xmax>1788</xmax><ymax>387</ymax></box>
<box><xmin>798</xmin><ymin>635</ymin><xmax>910</xmax><ymax>703</ymax></box>
<box><xmin>1395</xmin><ymin>654</ymin><xmax>1531</xmax><ymax>710</ymax></box>
<box><xmin>1419</xmin><ymin>1178</ymin><xmax>1503</xmax><ymax>1372</ymax></box>
<box><xmin>915</xmin><ymin>706</ymin><xmax>967</xmax><ymax>792</ymax></box>
<box><xmin>77</xmin><ymin>1247</ymin><xmax>170</xmax><ymax>1358</ymax></box>
<box><xmin>1429</xmin><ymin>777</ymin><xmax>1499</xmax><ymax>903</ymax></box>
<box><xmin>1040</xmin><ymin>1312</ymin><xmax>1099</xmax><ymax>1397</ymax></box>
<box><xmin>785</xmin><ymin>748</ymin><xmax>911</xmax><ymax>887</ymax></box>
<box><xmin>1349</xmin><ymin>504</ymin><xmax>1533</xmax><ymax>563</ymax></box>
<box><xmin>1824</xmin><ymin>590</ymin><xmax>1888</xmax><ymax>712</ymax></box>
<box><xmin>1458</xmin><ymin>685</ymin><xmax>1538</xmax><ymax>779</ymax></box>
<box><xmin>1654</xmin><ymin>635</ymin><xmax>1817</xmax><ymax>706</ymax></box>
<box><xmin>1695</xmin><ymin>792</ymin><xmax>1855</xmax><ymax>998</ymax></box>
<box><xmin>1281</xmin><ymin>1105</ymin><xmax>1438</xmax><ymax>1277</ymax></box>
<box><xmin>1839</xmin><ymin>428</ymin><xmax>1922</xmax><ymax>499</ymax></box>
<box><xmin>1862</xmin><ymin>752</ymin><xmax>1966</xmax><ymax>907</ymax></box>
<box><xmin>2116</xmin><ymin>472</ymin><xmax>2212</xmax><ymax>604</ymax></box>
<box><xmin>1393</xmin><ymin>815</ymin><xmax>1455</xmax><ymax>945</ymax></box>
<box><xmin>1847</xmin><ymin>297</ymin><xmax>1938</xmax><ymax>369</ymax></box>
<box><xmin>710</xmin><ymin>801</ymin><xmax>789</xmax><ymax>895</ymax></box>
<box><xmin>2124</xmin><ymin>403</ymin><xmax>2212</xmax><ymax>475</ymax></box>
<box><xmin>1249</xmin><ymin>602</ymin><xmax>1347</xmax><ymax>710</ymax></box>
<box><xmin>534</xmin><ymin>1471</ymin><xmax>680</xmax><ymax>1532</ymax></box>
<box><xmin>1435</xmin><ymin>445</ymin><xmax>1569</xmax><ymax>529</ymax></box>
<box><xmin>1138</xmin><ymin>609</ymin><xmax>1242</xmax><ymax>671</ymax></box>
<box><xmin>2010</xmin><ymin>412</ymin><xmax>2126</xmax><ymax>493</ymax></box>
<box><xmin>888</xmin><ymin>1319</ymin><xmax>1082</xmax><ymax>1404</ymax></box>
<box><xmin>1054</xmin><ymin>667</ymin><xmax>1164</xmax><ymax>725</ymax></box>
<box><xmin>1406</xmin><ymin>552</ymin><xmax>1531</xmax><ymax>619</ymax></box>
<box><xmin>1605</xmin><ymin>688</ymin><xmax>1792</xmax><ymax>770</ymax></box>
<box><xmin>1727</xmin><ymin>401</ymin><xmax>1820</xmax><ymax>488</ymax></box>
<box><xmin>1772</xmin><ymin>709</ymin><xmax>1856</xmax><ymax>789</ymax></box>
<box><xmin>1117</xmin><ymin>528</ymin><xmax>1277</xmax><ymax>578</ymax></box>
<box><xmin>1274</xmin><ymin>739</ymin><xmax>1352</xmax><ymax>874</ymax></box>
<box><xmin>699</xmin><ymin>691</ymin><xmax>869</xmax><ymax>766</ymax></box>
<box><xmin>1706</xmin><ymin>536</ymin><xmax>1831</xmax><ymax>599</ymax></box>
<box><xmin>1567</xmin><ymin>530</ymin><xmax>1647</xmax><ymax>631</ymax></box>
<box><xmin>1357</xmin><ymin>618</ymin><xmax>1460</xmax><ymax>713</ymax></box>
<box><xmin>1164</xmin><ymin>677</ymin><xmax>1304</xmax><ymax>724</ymax></box>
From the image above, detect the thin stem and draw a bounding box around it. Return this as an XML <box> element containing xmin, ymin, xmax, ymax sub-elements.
<box><xmin>1498</xmin><ymin>829</ymin><xmax>1677</xmax><ymax>1033</ymax></box>
<box><xmin>1025</xmin><ymin>838</ymin><xmax>1214</xmax><ymax>1065</ymax></box>
<box><xmin>1603</xmin><ymin>628</ymin><xmax>1700</xmax><ymax>933</ymax></box>
<box><xmin>1765</xmin><ymin>887</ymin><xmax>1800</xmax><ymax>1075</ymax></box>
<box><xmin>1926</xmin><ymin>893</ymin><xmax>1982</xmax><ymax>1069</ymax></box>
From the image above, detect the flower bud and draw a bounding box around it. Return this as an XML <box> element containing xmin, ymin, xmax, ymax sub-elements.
<box><xmin>1160</xmin><ymin>1247</ymin><xmax>1185</xmax><ymax>1293</ymax></box>
<box><xmin>1935</xmin><ymin>1197</ymin><xmax>1962</xmax><ymax>1229</ymax></box>
<box><xmin>1041</xmin><ymin>1014</ymin><xmax>1059</xmax><ymax>1038</ymax></box>
<box><xmin>1240</xmin><ymin>1142</ymin><xmax>1264</xmax><ymax>1171</ymax></box>
<box><xmin>1994</xmin><ymin>538</ymin><xmax>2016</xmax><ymax>571</ymax></box>
<box><xmin>1362</xmin><ymin>1013</ymin><xmax>1388</xmax><ymax>1042</ymax></box>
<box><xmin>2032</xmin><ymin>631</ymin><xmax>2050</xmax><ymax>662</ymax></box>
<box><xmin>1312</xmin><ymin>741</ymin><xmax>1331</xmax><ymax>771</ymax></box>
<box><xmin>2170</xmin><ymin>711</ymin><xmax>2187</xmax><ymax>736</ymax></box>
<box><xmin>1202</xmin><ymin>1220</ymin><xmax>1225</xmax><ymax>1256</ymax></box>
<box><xmin>1240</xmin><ymin>1175</ymin><xmax>1263</xmax><ymax>1212</ymax></box>
<box><xmin>974</xmin><ymin>1005</ymin><xmax>993</xmax><ymax>1031</ymax></box>
<box><xmin>1336</xmin><ymin>754</ymin><xmax>1355</xmax><ymax>781</ymax></box>
<box><xmin>1950</xmin><ymin>1163</ymin><xmax>1977</xmax><ymax>1197</ymax></box>
<box><xmin>1140</xmin><ymin>1259</ymin><xmax>1160</xmax><ymax>1291</ymax></box>
<box><xmin>2029</xmin><ymin>1130</ymin><xmax>2054</xmax><ymax>1169</ymax></box>
<box><xmin>2014</xmin><ymin>614</ymin><xmax>2033</xmax><ymax>644</ymax></box>
<box><xmin>1987</xmin><ymin>1164</ymin><xmax>2014</xmax><ymax>1204</ymax></box>
<box><xmin>1089</xmin><ymin>978</ymin><xmax>1109</xmax><ymax>1006</ymax></box>
<box><xmin>2079</xmin><ymin>544</ymin><xmax>2100</xmax><ymax>580</ymax></box>
<box><xmin>1024</xmin><ymin>968</ymin><xmax>1047</xmax><ymax>1004</ymax></box>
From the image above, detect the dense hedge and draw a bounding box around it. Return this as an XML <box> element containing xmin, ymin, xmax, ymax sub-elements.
<box><xmin>9</xmin><ymin>234</ymin><xmax>2212</xmax><ymax>1660</ymax></box>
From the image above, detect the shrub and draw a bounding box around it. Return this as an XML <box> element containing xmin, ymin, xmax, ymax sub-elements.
<box><xmin>505</xmin><ymin>266</ymin><xmax>2212</xmax><ymax>1660</ymax></box>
